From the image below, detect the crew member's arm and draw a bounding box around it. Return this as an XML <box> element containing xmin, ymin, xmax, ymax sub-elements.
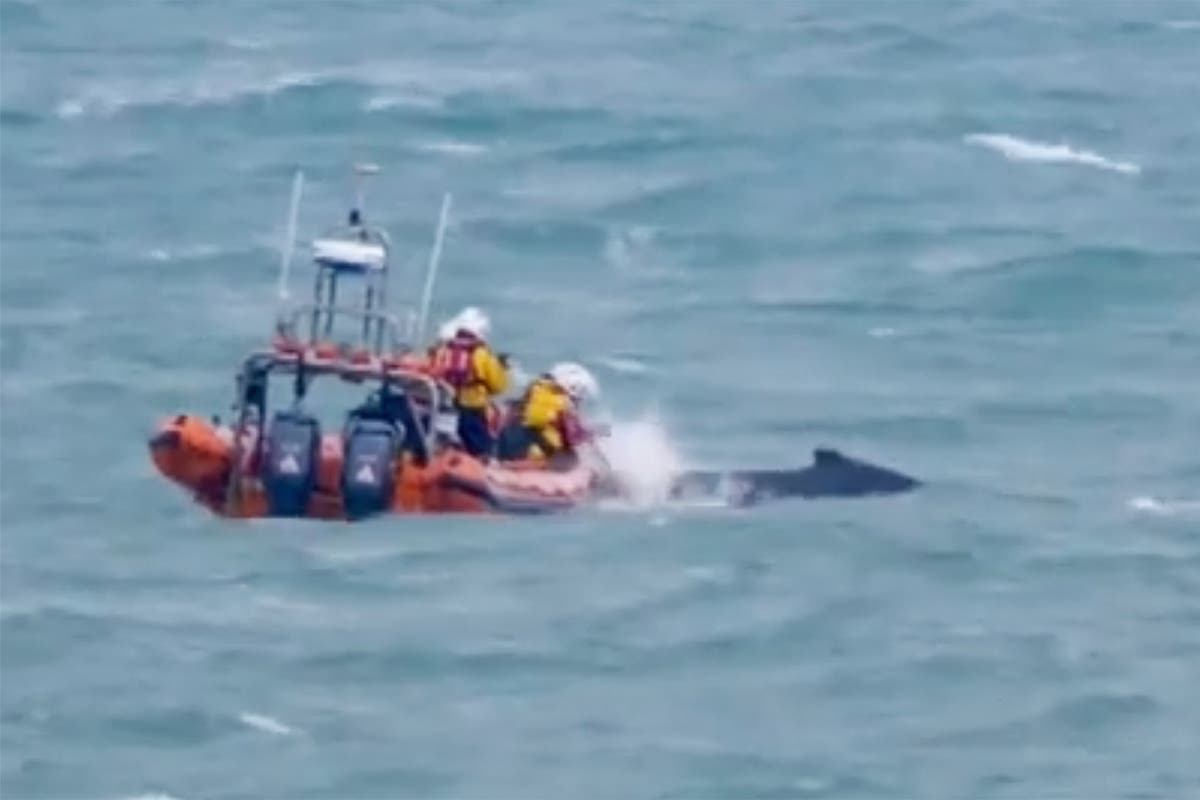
<box><xmin>558</xmin><ymin>408</ymin><xmax>593</xmax><ymax>448</ymax></box>
<box><xmin>473</xmin><ymin>347</ymin><xmax>510</xmax><ymax>396</ymax></box>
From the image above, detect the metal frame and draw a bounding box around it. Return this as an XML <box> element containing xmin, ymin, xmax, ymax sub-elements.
<box><xmin>222</xmin><ymin>350</ymin><xmax>453</xmax><ymax>513</ymax></box>
<box><xmin>221</xmin><ymin>164</ymin><xmax>457</xmax><ymax>513</ymax></box>
<box><xmin>283</xmin><ymin>304</ymin><xmax>415</xmax><ymax>355</ymax></box>
<box><xmin>303</xmin><ymin>222</ymin><xmax>400</xmax><ymax>354</ymax></box>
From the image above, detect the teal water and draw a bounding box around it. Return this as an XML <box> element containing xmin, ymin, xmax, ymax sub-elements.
<box><xmin>3</xmin><ymin>1</ymin><xmax>1200</xmax><ymax>797</ymax></box>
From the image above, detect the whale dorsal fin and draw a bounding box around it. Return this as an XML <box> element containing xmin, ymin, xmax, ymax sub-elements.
<box><xmin>812</xmin><ymin>447</ymin><xmax>847</xmax><ymax>466</ymax></box>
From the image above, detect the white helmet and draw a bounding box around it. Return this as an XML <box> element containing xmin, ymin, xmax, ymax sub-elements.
<box><xmin>452</xmin><ymin>306</ymin><xmax>490</xmax><ymax>339</ymax></box>
<box><xmin>437</xmin><ymin>318</ymin><xmax>457</xmax><ymax>341</ymax></box>
<box><xmin>549</xmin><ymin>361</ymin><xmax>599</xmax><ymax>402</ymax></box>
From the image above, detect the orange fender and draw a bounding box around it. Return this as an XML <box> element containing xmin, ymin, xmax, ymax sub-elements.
<box><xmin>149</xmin><ymin>415</ymin><xmax>233</xmax><ymax>503</ymax></box>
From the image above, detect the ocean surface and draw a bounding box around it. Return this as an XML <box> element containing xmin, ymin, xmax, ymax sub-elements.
<box><xmin>3</xmin><ymin>1</ymin><xmax>1200</xmax><ymax>797</ymax></box>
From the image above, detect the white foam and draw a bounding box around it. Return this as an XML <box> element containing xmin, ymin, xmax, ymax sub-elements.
<box><xmin>142</xmin><ymin>244</ymin><xmax>223</xmax><ymax>263</ymax></box>
<box><xmin>1165</xmin><ymin>20</ymin><xmax>1200</xmax><ymax>30</ymax></box>
<box><xmin>965</xmin><ymin>133</ymin><xmax>1141</xmax><ymax>175</ymax></box>
<box><xmin>55</xmin><ymin>99</ymin><xmax>86</xmax><ymax>119</ymax></box>
<box><xmin>57</xmin><ymin>59</ymin><xmax>526</xmax><ymax>120</ymax></box>
<box><xmin>303</xmin><ymin>545</ymin><xmax>404</xmax><ymax>565</ymax></box>
<box><xmin>238</xmin><ymin>712</ymin><xmax>298</xmax><ymax>736</ymax></box>
<box><xmin>416</xmin><ymin>140</ymin><xmax>489</xmax><ymax>157</ymax></box>
<box><xmin>596</xmin><ymin>412</ymin><xmax>685</xmax><ymax>508</ymax></box>
<box><xmin>224</xmin><ymin>36</ymin><xmax>272</xmax><ymax>51</ymax></box>
<box><xmin>869</xmin><ymin>327</ymin><xmax>899</xmax><ymax>338</ymax></box>
<box><xmin>600</xmin><ymin>356</ymin><xmax>652</xmax><ymax>374</ymax></box>
<box><xmin>603</xmin><ymin>225</ymin><xmax>676</xmax><ymax>278</ymax></box>
<box><xmin>56</xmin><ymin>70</ymin><xmax>327</xmax><ymax>119</ymax></box>
<box><xmin>365</xmin><ymin>95</ymin><xmax>399</xmax><ymax>111</ymax></box>
<box><xmin>363</xmin><ymin>92</ymin><xmax>449</xmax><ymax>112</ymax></box>
<box><xmin>1128</xmin><ymin>496</ymin><xmax>1200</xmax><ymax>516</ymax></box>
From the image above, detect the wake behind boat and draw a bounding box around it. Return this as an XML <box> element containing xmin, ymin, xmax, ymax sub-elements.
<box><xmin>148</xmin><ymin>165</ymin><xmax>919</xmax><ymax>520</ymax></box>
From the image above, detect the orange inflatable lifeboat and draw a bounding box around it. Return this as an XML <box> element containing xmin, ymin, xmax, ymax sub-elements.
<box><xmin>148</xmin><ymin>334</ymin><xmax>600</xmax><ymax>520</ymax></box>
<box><xmin>149</xmin><ymin>164</ymin><xmax>602</xmax><ymax>520</ymax></box>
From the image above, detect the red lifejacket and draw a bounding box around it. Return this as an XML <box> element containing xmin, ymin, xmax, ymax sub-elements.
<box><xmin>431</xmin><ymin>334</ymin><xmax>480</xmax><ymax>390</ymax></box>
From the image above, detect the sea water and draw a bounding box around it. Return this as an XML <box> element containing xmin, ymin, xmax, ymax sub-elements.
<box><xmin>2</xmin><ymin>1</ymin><xmax>1199</xmax><ymax>797</ymax></box>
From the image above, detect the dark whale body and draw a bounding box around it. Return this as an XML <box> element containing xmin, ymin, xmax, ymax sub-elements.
<box><xmin>667</xmin><ymin>447</ymin><xmax>920</xmax><ymax>507</ymax></box>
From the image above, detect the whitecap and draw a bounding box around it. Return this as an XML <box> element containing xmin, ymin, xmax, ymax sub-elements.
<box><xmin>1127</xmin><ymin>496</ymin><xmax>1200</xmax><ymax>516</ymax></box>
<box><xmin>56</xmin><ymin>70</ymin><xmax>329</xmax><ymax>120</ymax></box>
<box><xmin>1164</xmin><ymin>20</ymin><xmax>1200</xmax><ymax>30</ymax></box>
<box><xmin>365</xmin><ymin>92</ymin><xmax>443</xmax><ymax>112</ymax></box>
<box><xmin>303</xmin><ymin>544</ymin><xmax>405</xmax><ymax>565</ymax></box>
<box><xmin>600</xmin><ymin>356</ymin><xmax>652</xmax><ymax>374</ymax></box>
<box><xmin>55</xmin><ymin>99</ymin><xmax>86</xmax><ymax>119</ymax></box>
<box><xmin>869</xmin><ymin>327</ymin><xmax>898</xmax><ymax>338</ymax></box>
<box><xmin>224</xmin><ymin>36</ymin><xmax>272</xmax><ymax>51</ymax></box>
<box><xmin>965</xmin><ymin>132</ymin><xmax>1141</xmax><ymax>175</ymax></box>
<box><xmin>238</xmin><ymin>712</ymin><xmax>299</xmax><ymax>736</ymax></box>
<box><xmin>415</xmin><ymin>140</ymin><xmax>489</xmax><ymax>157</ymax></box>
<box><xmin>56</xmin><ymin>58</ymin><xmax>525</xmax><ymax>121</ymax></box>
<box><xmin>603</xmin><ymin>226</ymin><xmax>658</xmax><ymax>269</ymax></box>
<box><xmin>141</xmin><ymin>244</ymin><xmax>223</xmax><ymax>263</ymax></box>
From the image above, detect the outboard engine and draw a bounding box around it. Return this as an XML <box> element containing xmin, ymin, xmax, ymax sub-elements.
<box><xmin>262</xmin><ymin>410</ymin><xmax>321</xmax><ymax>517</ymax></box>
<box><xmin>341</xmin><ymin>418</ymin><xmax>402</xmax><ymax>520</ymax></box>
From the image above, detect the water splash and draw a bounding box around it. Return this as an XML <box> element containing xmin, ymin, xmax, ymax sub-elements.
<box><xmin>595</xmin><ymin>412</ymin><xmax>685</xmax><ymax>508</ymax></box>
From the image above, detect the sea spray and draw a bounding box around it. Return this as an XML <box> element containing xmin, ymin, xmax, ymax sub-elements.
<box><xmin>595</xmin><ymin>412</ymin><xmax>685</xmax><ymax>508</ymax></box>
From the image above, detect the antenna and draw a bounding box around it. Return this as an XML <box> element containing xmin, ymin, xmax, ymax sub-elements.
<box><xmin>276</xmin><ymin>169</ymin><xmax>305</xmax><ymax>318</ymax></box>
<box><xmin>352</xmin><ymin>161</ymin><xmax>380</xmax><ymax>221</ymax></box>
<box><xmin>416</xmin><ymin>192</ymin><xmax>453</xmax><ymax>344</ymax></box>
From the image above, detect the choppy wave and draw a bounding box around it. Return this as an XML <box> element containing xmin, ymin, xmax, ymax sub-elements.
<box><xmin>141</xmin><ymin>244</ymin><xmax>228</xmax><ymax>263</ymax></box>
<box><xmin>363</xmin><ymin>93</ymin><xmax>445</xmax><ymax>112</ymax></box>
<box><xmin>7</xmin><ymin>1</ymin><xmax>1200</xmax><ymax>798</ymax></box>
<box><xmin>599</xmin><ymin>356</ymin><xmax>653</xmax><ymax>374</ymax></box>
<box><xmin>1127</xmin><ymin>496</ymin><xmax>1200</xmax><ymax>516</ymax></box>
<box><xmin>55</xmin><ymin>61</ymin><xmax>528</xmax><ymax>120</ymax></box>
<box><xmin>55</xmin><ymin>70</ymin><xmax>331</xmax><ymax>119</ymax></box>
<box><xmin>237</xmin><ymin>712</ymin><xmax>299</xmax><ymax>736</ymax></box>
<box><xmin>964</xmin><ymin>133</ymin><xmax>1141</xmax><ymax>175</ymax></box>
<box><xmin>413</xmin><ymin>139</ymin><xmax>490</xmax><ymax>157</ymax></box>
<box><xmin>223</xmin><ymin>36</ymin><xmax>275</xmax><ymax>51</ymax></box>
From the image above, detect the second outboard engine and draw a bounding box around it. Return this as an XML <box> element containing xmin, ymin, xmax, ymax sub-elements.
<box><xmin>341</xmin><ymin>418</ymin><xmax>402</xmax><ymax>520</ymax></box>
<box><xmin>262</xmin><ymin>410</ymin><xmax>321</xmax><ymax>517</ymax></box>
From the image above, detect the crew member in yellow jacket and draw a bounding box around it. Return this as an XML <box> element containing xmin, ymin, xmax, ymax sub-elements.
<box><xmin>496</xmin><ymin>362</ymin><xmax>599</xmax><ymax>462</ymax></box>
<box><xmin>429</xmin><ymin>307</ymin><xmax>509</xmax><ymax>457</ymax></box>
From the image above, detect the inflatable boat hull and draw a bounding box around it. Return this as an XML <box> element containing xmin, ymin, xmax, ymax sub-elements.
<box><xmin>148</xmin><ymin>415</ymin><xmax>596</xmax><ymax>519</ymax></box>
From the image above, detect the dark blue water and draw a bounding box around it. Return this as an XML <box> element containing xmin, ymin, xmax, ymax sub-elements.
<box><xmin>3</xmin><ymin>1</ymin><xmax>1199</xmax><ymax>797</ymax></box>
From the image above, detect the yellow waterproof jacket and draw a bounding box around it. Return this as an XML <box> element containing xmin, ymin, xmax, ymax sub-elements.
<box><xmin>460</xmin><ymin>346</ymin><xmax>508</xmax><ymax>409</ymax></box>
<box><xmin>430</xmin><ymin>338</ymin><xmax>509</xmax><ymax>409</ymax></box>
<box><xmin>520</xmin><ymin>378</ymin><xmax>569</xmax><ymax>453</ymax></box>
